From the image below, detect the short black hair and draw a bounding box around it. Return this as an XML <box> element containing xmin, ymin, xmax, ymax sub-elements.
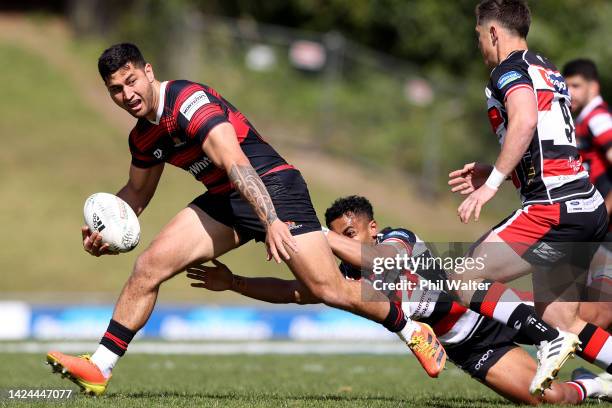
<box><xmin>476</xmin><ymin>0</ymin><xmax>531</xmax><ymax>39</ymax></box>
<box><xmin>562</xmin><ymin>58</ymin><xmax>599</xmax><ymax>82</ymax></box>
<box><xmin>98</xmin><ymin>43</ymin><xmax>146</xmax><ymax>81</ymax></box>
<box><xmin>325</xmin><ymin>195</ymin><xmax>374</xmax><ymax>227</ymax></box>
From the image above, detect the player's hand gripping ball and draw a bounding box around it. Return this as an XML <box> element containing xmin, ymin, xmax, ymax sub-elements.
<box><xmin>83</xmin><ymin>193</ymin><xmax>140</xmax><ymax>253</ymax></box>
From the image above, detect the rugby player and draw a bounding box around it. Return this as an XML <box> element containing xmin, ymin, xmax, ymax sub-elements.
<box><xmin>562</xmin><ymin>58</ymin><xmax>612</xmax><ymax>330</ymax></box>
<box><xmin>187</xmin><ymin>195</ymin><xmax>612</xmax><ymax>404</ymax></box>
<box><xmin>446</xmin><ymin>0</ymin><xmax>611</xmax><ymax>395</ymax></box>
<box><xmin>563</xmin><ymin>59</ymin><xmax>612</xmax><ymax>216</ymax></box>
<box><xmin>45</xmin><ymin>43</ymin><xmax>445</xmax><ymax>395</ymax></box>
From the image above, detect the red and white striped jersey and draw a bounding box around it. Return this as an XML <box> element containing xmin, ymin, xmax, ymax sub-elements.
<box><xmin>486</xmin><ymin>50</ymin><xmax>593</xmax><ymax>205</ymax></box>
<box><xmin>338</xmin><ymin>228</ymin><xmax>483</xmax><ymax>346</ymax></box>
<box><xmin>575</xmin><ymin>95</ymin><xmax>612</xmax><ymax>183</ymax></box>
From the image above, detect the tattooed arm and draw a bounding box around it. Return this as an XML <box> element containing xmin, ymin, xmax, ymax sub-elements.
<box><xmin>228</xmin><ymin>164</ymin><xmax>278</xmax><ymax>227</ymax></box>
<box><xmin>201</xmin><ymin>123</ymin><xmax>298</xmax><ymax>262</ymax></box>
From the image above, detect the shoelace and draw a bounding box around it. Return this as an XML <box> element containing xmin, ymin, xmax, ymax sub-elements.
<box><xmin>408</xmin><ymin>334</ymin><xmax>436</xmax><ymax>359</ymax></box>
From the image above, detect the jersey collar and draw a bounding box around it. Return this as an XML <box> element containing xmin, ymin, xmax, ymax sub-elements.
<box><xmin>577</xmin><ymin>95</ymin><xmax>603</xmax><ymax>124</ymax></box>
<box><xmin>149</xmin><ymin>81</ymin><xmax>168</xmax><ymax>125</ymax></box>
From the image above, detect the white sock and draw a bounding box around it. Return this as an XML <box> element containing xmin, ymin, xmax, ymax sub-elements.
<box><xmin>396</xmin><ymin>319</ymin><xmax>419</xmax><ymax>343</ymax></box>
<box><xmin>90</xmin><ymin>345</ymin><xmax>119</xmax><ymax>378</ymax></box>
<box><xmin>575</xmin><ymin>378</ymin><xmax>603</xmax><ymax>398</ymax></box>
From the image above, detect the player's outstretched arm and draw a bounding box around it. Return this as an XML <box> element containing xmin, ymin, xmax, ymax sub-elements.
<box><xmin>202</xmin><ymin>123</ymin><xmax>298</xmax><ymax>264</ymax></box>
<box><xmin>186</xmin><ymin>259</ymin><xmax>319</xmax><ymax>304</ymax></box>
<box><xmin>448</xmin><ymin>162</ymin><xmax>494</xmax><ymax>195</ymax></box>
<box><xmin>326</xmin><ymin>230</ymin><xmax>400</xmax><ymax>271</ymax></box>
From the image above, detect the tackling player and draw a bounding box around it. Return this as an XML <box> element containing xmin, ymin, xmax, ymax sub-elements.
<box><xmin>45</xmin><ymin>43</ymin><xmax>445</xmax><ymax>395</ymax></box>
<box><xmin>446</xmin><ymin>0</ymin><xmax>611</xmax><ymax>395</ymax></box>
<box><xmin>188</xmin><ymin>195</ymin><xmax>612</xmax><ymax>404</ymax></box>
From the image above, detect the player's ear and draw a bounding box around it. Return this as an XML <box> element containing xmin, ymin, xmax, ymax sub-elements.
<box><xmin>489</xmin><ymin>25</ymin><xmax>497</xmax><ymax>45</ymax></box>
<box><xmin>369</xmin><ymin>219</ymin><xmax>377</xmax><ymax>237</ymax></box>
<box><xmin>144</xmin><ymin>63</ymin><xmax>155</xmax><ymax>83</ymax></box>
<box><xmin>590</xmin><ymin>80</ymin><xmax>600</xmax><ymax>98</ymax></box>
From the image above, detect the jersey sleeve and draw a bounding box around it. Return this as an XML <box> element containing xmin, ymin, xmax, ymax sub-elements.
<box><xmin>129</xmin><ymin>129</ymin><xmax>163</xmax><ymax>168</ymax></box>
<box><xmin>588</xmin><ymin>111</ymin><xmax>612</xmax><ymax>151</ymax></box>
<box><xmin>490</xmin><ymin>62</ymin><xmax>533</xmax><ymax>102</ymax></box>
<box><xmin>379</xmin><ymin>228</ymin><xmax>418</xmax><ymax>256</ymax></box>
<box><xmin>176</xmin><ymin>88</ymin><xmax>229</xmax><ymax>144</ymax></box>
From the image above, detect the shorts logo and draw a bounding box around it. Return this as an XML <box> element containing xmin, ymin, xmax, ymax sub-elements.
<box><xmin>180</xmin><ymin>91</ymin><xmax>210</xmax><ymax>121</ymax></box>
<box><xmin>475</xmin><ymin>349</ymin><xmax>494</xmax><ymax>371</ymax></box>
<box><xmin>532</xmin><ymin>242</ymin><xmax>565</xmax><ymax>262</ymax></box>
<box><xmin>284</xmin><ymin>221</ymin><xmax>303</xmax><ymax>231</ymax></box>
<box><xmin>497</xmin><ymin>71</ymin><xmax>522</xmax><ymax>89</ymax></box>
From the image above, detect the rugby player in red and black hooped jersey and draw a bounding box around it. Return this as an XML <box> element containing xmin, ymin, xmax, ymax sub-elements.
<box><xmin>563</xmin><ymin>59</ymin><xmax>612</xmax><ymax>217</ymax></box>
<box><xmin>46</xmin><ymin>43</ymin><xmax>446</xmax><ymax>395</ymax></box>
<box><xmin>447</xmin><ymin>0</ymin><xmax>611</xmax><ymax>395</ymax></box>
<box><xmin>187</xmin><ymin>195</ymin><xmax>612</xmax><ymax>404</ymax></box>
<box><xmin>562</xmin><ymin>58</ymin><xmax>612</xmax><ymax>344</ymax></box>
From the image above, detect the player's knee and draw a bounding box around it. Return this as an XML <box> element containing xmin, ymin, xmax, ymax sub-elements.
<box><xmin>307</xmin><ymin>281</ymin><xmax>345</xmax><ymax>308</ymax></box>
<box><xmin>131</xmin><ymin>249</ymin><xmax>169</xmax><ymax>288</ymax></box>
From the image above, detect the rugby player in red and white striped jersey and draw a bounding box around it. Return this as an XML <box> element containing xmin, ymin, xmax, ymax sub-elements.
<box><xmin>447</xmin><ymin>0</ymin><xmax>610</xmax><ymax>395</ymax></box>
<box><xmin>187</xmin><ymin>195</ymin><xmax>612</xmax><ymax>404</ymax></box>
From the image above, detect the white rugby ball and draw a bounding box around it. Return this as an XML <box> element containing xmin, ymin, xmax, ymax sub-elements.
<box><xmin>83</xmin><ymin>192</ymin><xmax>140</xmax><ymax>253</ymax></box>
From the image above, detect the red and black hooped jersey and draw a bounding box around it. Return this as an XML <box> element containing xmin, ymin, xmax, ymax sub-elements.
<box><xmin>129</xmin><ymin>80</ymin><xmax>289</xmax><ymax>195</ymax></box>
<box><xmin>486</xmin><ymin>50</ymin><xmax>593</xmax><ymax>205</ymax></box>
<box><xmin>575</xmin><ymin>96</ymin><xmax>612</xmax><ymax>183</ymax></box>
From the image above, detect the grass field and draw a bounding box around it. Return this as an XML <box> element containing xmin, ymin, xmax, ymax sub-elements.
<box><xmin>0</xmin><ymin>350</ymin><xmax>600</xmax><ymax>408</ymax></box>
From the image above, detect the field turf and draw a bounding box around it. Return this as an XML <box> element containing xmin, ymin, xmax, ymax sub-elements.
<box><xmin>0</xmin><ymin>351</ymin><xmax>600</xmax><ymax>407</ymax></box>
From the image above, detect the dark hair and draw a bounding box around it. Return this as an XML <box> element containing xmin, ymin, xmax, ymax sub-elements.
<box><xmin>476</xmin><ymin>0</ymin><xmax>531</xmax><ymax>38</ymax></box>
<box><xmin>325</xmin><ymin>195</ymin><xmax>374</xmax><ymax>227</ymax></box>
<box><xmin>562</xmin><ymin>58</ymin><xmax>599</xmax><ymax>82</ymax></box>
<box><xmin>98</xmin><ymin>43</ymin><xmax>146</xmax><ymax>81</ymax></box>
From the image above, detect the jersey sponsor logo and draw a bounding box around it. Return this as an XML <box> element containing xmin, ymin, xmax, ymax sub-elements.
<box><xmin>180</xmin><ymin>90</ymin><xmax>211</xmax><ymax>121</ymax></box>
<box><xmin>497</xmin><ymin>71</ymin><xmax>522</xmax><ymax>89</ymax></box>
<box><xmin>153</xmin><ymin>148</ymin><xmax>163</xmax><ymax>159</ymax></box>
<box><xmin>187</xmin><ymin>157</ymin><xmax>213</xmax><ymax>178</ymax></box>
<box><xmin>474</xmin><ymin>349</ymin><xmax>494</xmax><ymax>371</ymax></box>
<box><xmin>565</xmin><ymin>192</ymin><xmax>604</xmax><ymax>213</ymax></box>
<box><xmin>536</xmin><ymin>68</ymin><xmax>568</xmax><ymax>96</ymax></box>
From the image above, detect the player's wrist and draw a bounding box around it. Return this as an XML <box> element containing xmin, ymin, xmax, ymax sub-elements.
<box><xmin>485</xmin><ymin>166</ymin><xmax>506</xmax><ymax>190</ymax></box>
<box><xmin>231</xmin><ymin>274</ymin><xmax>246</xmax><ymax>293</ymax></box>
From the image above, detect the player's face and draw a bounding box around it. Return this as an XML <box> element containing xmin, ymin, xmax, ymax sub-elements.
<box><xmin>105</xmin><ymin>62</ymin><xmax>156</xmax><ymax>119</ymax></box>
<box><xmin>565</xmin><ymin>75</ymin><xmax>591</xmax><ymax>113</ymax></box>
<box><xmin>475</xmin><ymin>23</ymin><xmax>497</xmax><ymax>68</ymax></box>
<box><xmin>329</xmin><ymin>212</ymin><xmax>377</xmax><ymax>244</ymax></box>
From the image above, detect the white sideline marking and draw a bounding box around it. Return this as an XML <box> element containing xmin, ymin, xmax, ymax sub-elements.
<box><xmin>0</xmin><ymin>341</ymin><xmax>408</xmax><ymax>355</ymax></box>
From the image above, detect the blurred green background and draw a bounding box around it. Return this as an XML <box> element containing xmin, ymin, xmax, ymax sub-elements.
<box><xmin>1</xmin><ymin>0</ymin><xmax>610</xmax><ymax>302</ymax></box>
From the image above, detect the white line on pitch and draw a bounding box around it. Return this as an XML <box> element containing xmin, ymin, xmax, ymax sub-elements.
<box><xmin>0</xmin><ymin>341</ymin><xmax>409</xmax><ymax>355</ymax></box>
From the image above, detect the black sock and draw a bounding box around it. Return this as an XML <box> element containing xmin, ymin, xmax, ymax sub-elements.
<box><xmin>99</xmin><ymin>319</ymin><xmax>136</xmax><ymax>356</ymax></box>
<box><xmin>382</xmin><ymin>301</ymin><xmax>407</xmax><ymax>332</ymax></box>
<box><xmin>507</xmin><ymin>303</ymin><xmax>559</xmax><ymax>345</ymax></box>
